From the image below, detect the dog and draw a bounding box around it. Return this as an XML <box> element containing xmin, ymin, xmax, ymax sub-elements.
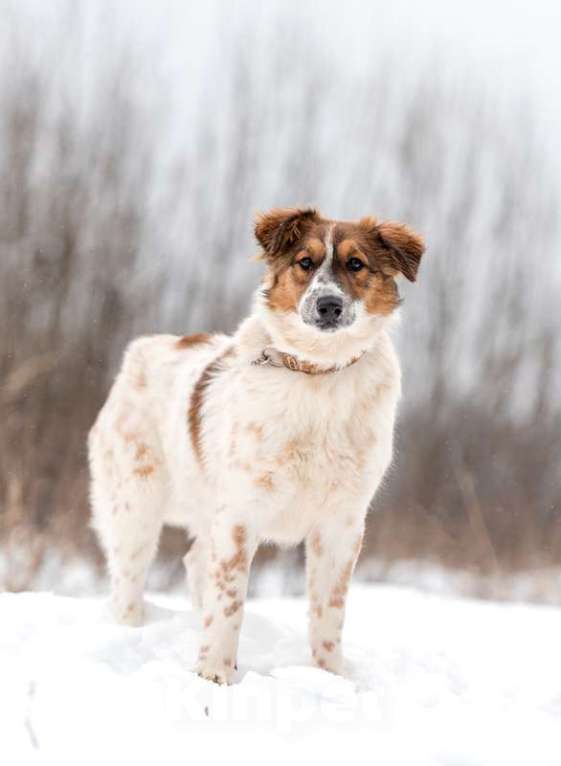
<box><xmin>88</xmin><ymin>207</ymin><xmax>424</xmax><ymax>684</ymax></box>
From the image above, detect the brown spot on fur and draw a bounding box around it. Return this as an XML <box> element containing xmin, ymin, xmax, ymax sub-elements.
<box><xmin>134</xmin><ymin>443</ymin><xmax>149</xmax><ymax>461</ymax></box>
<box><xmin>317</xmin><ymin>658</ymin><xmax>327</xmax><ymax>669</ymax></box>
<box><xmin>309</xmin><ymin>530</ymin><xmax>323</xmax><ymax>557</ymax></box>
<box><xmin>189</xmin><ymin>347</ymin><xmax>234</xmax><ymax>464</ymax></box>
<box><xmin>328</xmin><ymin>596</ymin><xmax>344</xmax><ymax>609</ymax></box>
<box><xmin>133</xmin><ymin>465</ymin><xmax>155</xmax><ymax>478</ymax></box>
<box><xmin>214</xmin><ymin>526</ymin><xmax>249</xmax><ymax>594</ymax></box>
<box><xmin>246</xmin><ymin>422</ymin><xmax>264</xmax><ymax>440</ymax></box>
<box><xmin>328</xmin><ymin>560</ymin><xmax>354</xmax><ymax>608</ymax></box>
<box><xmin>199</xmin><ymin>644</ymin><xmax>210</xmax><ymax>659</ymax></box>
<box><xmin>115</xmin><ymin>413</ymin><xmax>137</xmax><ymax>444</ymax></box>
<box><xmin>322</xmin><ymin>641</ymin><xmax>335</xmax><ymax>652</ymax></box>
<box><xmin>176</xmin><ymin>332</ymin><xmax>212</xmax><ymax>350</ymax></box>
<box><xmin>232</xmin><ymin>525</ymin><xmax>246</xmax><ymax>548</ymax></box>
<box><xmin>223</xmin><ymin>658</ymin><xmax>233</xmax><ymax>668</ymax></box>
<box><xmin>254</xmin><ymin>472</ymin><xmax>274</xmax><ymax>491</ymax></box>
<box><xmin>224</xmin><ymin>600</ymin><xmax>241</xmax><ymax>617</ymax></box>
<box><xmin>203</xmin><ymin>615</ymin><xmax>213</xmax><ymax>628</ymax></box>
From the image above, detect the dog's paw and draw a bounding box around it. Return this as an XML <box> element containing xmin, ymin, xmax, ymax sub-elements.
<box><xmin>110</xmin><ymin>598</ymin><xmax>144</xmax><ymax>627</ymax></box>
<box><xmin>311</xmin><ymin>645</ymin><xmax>343</xmax><ymax>675</ymax></box>
<box><xmin>197</xmin><ymin>657</ymin><xmax>235</xmax><ymax>685</ymax></box>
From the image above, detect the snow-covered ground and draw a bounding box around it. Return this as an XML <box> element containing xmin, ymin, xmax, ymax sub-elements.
<box><xmin>2</xmin><ymin>585</ymin><xmax>560</xmax><ymax>766</ymax></box>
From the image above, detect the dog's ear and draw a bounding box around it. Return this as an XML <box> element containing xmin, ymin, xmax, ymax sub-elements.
<box><xmin>255</xmin><ymin>208</ymin><xmax>320</xmax><ymax>259</ymax></box>
<box><xmin>360</xmin><ymin>217</ymin><xmax>425</xmax><ymax>282</ymax></box>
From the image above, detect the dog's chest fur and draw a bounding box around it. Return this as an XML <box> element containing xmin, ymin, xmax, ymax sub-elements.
<box><xmin>156</xmin><ymin>321</ymin><xmax>401</xmax><ymax>544</ymax></box>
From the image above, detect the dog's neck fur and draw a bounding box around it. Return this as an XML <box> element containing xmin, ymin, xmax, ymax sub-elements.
<box><xmin>235</xmin><ymin>289</ymin><xmax>397</xmax><ymax>372</ymax></box>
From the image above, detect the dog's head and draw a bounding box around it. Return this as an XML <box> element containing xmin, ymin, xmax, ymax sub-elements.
<box><xmin>255</xmin><ymin>208</ymin><xmax>424</xmax><ymax>353</ymax></box>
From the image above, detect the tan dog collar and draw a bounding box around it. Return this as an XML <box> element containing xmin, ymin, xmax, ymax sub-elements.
<box><xmin>252</xmin><ymin>347</ymin><xmax>364</xmax><ymax>375</ymax></box>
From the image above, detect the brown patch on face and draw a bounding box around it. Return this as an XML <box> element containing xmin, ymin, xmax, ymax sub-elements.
<box><xmin>306</xmin><ymin>238</ymin><xmax>326</xmax><ymax>258</ymax></box>
<box><xmin>176</xmin><ymin>332</ymin><xmax>212</xmax><ymax>350</ymax></box>
<box><xmin>257</xmin><ymin>213</ymin><xmax>330</xmax><ymax>314</ymax></box>
<box><xmin>266</xmin><ymin>266</ymin><xmax>309</xmax><ymax>313</ymax></box>
<box><xmin>335</xmin><ymin>236</ymin><xmax>400</xmax><ymax>317</ymax></box>
<box><xmin>255</xmin><ymin>208</ymin><xmax>424</xmax><ymax>319</ymax></box>
<box><xmin>189</xmin><ymin>347</ymin><xmax>235</xmax><ymax>464</ymax></box>
<box><xmin>322</xmin><ymin>641</ymin><xmax>335</xmax><ymax>652</ymax></box>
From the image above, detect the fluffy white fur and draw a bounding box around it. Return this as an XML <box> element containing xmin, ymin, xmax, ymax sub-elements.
<box><xmin>89</xmin><ymin>286</ymin><xmax>401</xmax><ymax>684</ymax></box>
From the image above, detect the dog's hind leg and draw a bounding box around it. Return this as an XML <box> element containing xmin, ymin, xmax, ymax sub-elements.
<box><xmin>89</xmin><ymin>416</ymin><xmax>167</xmax><ymax>626</ymax></box>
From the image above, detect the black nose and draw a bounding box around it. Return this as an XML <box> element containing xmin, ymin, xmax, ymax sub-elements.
<box><xmin>317</xmin><ymin>295</ymin><xmax>343</xmax><ymax>324</ymax></box>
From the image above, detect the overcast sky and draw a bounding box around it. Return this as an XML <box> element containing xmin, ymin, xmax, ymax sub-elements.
<box><xmin>126</xmin><ymin>1</ymin><xmax>561</xmax><ymax>115</ymax></box>
<box><xmin>103</xmin><ymin>0</ymin><xmax>561</xmax><ymax>164</ymax></box>
<box><xmin>13</xmin><ymin>0</ymin><xmax>561</xmax><ymax>152</ymax></box>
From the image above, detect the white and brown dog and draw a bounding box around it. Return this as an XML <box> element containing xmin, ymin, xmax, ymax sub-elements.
<box><xmin>89</xmin><ymin>208</ymin><xmax>424</xmax><ymax>684</ymax></box>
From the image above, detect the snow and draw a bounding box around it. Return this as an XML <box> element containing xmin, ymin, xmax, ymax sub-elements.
<box><xmin>1</xmin><ymin>586</ymin><xmax>561</xmax><ymax>765</ymax></box>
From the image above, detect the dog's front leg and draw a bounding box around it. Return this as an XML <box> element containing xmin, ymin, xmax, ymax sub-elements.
<box><xmin>305</xmin><ymin>517</ymin><xmax>365</xmax><ymax>674</ymax></box>
<box><xmin>197</xmin><ymin>518</ymin><xmax>257</xmax><ymax>685</ymax></box>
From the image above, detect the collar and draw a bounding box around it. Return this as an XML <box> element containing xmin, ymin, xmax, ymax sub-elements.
<box><xmin>251</xmin><ymin>346</ymin><xmax>365</xmax><ymax>375</ymax></box>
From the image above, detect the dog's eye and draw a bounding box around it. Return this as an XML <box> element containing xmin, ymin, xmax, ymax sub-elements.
<box><xmin>347</xmin><ymin>257</ymin><xmax>364</xmax><ymax>272</ymax></box>
<box><xmin>298</xmin><ymin>257</ymin><xmax>314</xmax><ymax>272</ymax></box>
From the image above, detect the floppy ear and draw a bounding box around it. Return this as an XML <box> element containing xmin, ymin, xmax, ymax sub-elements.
<box><xmin>360</xmin><ymin>217</ymin><xmax>425</xmax><ymax>282</ymax></box>
<box><xmin>375</xmin><ymin>220</ymin><xmax>425</xmax><ymax>282</ymax></box>
<box><xmin>255</xmin><ymin>207</ymin><xmax>319</xmax><ymax>259</ymax></box>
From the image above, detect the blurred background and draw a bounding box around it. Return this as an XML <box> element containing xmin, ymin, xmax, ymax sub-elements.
<box><xmin>1</xmin><ymin>0</ymin><xmax>559</xmax><ymax>601</ymax></box>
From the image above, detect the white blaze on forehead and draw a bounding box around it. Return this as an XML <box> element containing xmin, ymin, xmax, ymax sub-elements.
<box><xmin>313</xmin><ymin>224</ymin><xmax>339</xmax><ymax>289</ymax></box>
<box><xmin>322</xmin><ymin>224</ymin><xmax>335</xmax><ymax>267</ymax></box>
